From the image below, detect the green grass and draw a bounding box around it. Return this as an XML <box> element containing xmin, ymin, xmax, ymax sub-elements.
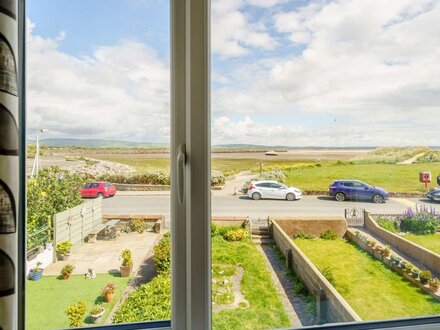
<box><xmin>294</xmin><ymin>238</ymin><xmax>440</xmax><ymax>320</ymax></box>
<box><xmin>85</xmin><ymin>152</ymin><xmax>440</xmax><ymax>192</ymax></box>
<box><xmin>27</xmin><ymin>274</ymin><xmax>129</xmax><ymax>329</ymax></box>
<box><xmin>212</xmin><ymin>236</ymin><xmax>291</xmax><ymax>330</ymax></box>
<box><xmin>284</xmin><ymin>161</ymin><xmax>440</xmax><ymax>192</ymax></box>
<box><xmin>404</xmin><ymin>234</ymin><xmax>440</xmax><ymax>255</ymax></box>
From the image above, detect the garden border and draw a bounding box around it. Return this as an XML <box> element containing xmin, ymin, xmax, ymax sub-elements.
<box><xmin>365</xmin><ymin>211</ymin><xmax>440</xmax><ymax>275</ymax></box>
<box><xmin>271</xmin><ymin>220</ymin><xmax>362</xmax><ymax>323</ymax></box>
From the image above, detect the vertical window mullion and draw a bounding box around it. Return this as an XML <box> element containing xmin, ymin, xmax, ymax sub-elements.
<box><xmin>171</xmin><ymin>0</ymin><xmax>210</xmax><ymax>329</ymax></box>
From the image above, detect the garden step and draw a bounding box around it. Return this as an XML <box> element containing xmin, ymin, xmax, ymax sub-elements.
<box><xmin>252</xmin><ymin>234</ymin><xmax>271</xmax><ymax>239</ymax></box>
<box><xmin>251</xmin><ymin>237</ymin><xmax>274</xmax><ymax>245</ymax></box>
<box><xmin>252</xmin><ymin>228</ymin><xmax>269</xmax><ymax>235</ymax></box>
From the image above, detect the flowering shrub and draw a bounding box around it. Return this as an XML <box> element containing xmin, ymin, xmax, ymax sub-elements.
<box><xmin>27</xmin><ymin>167</ymin><xmax>85</xmax><ymax>250</ymax></box>
<box><xmin>223</xmin><ymin>228</ymin><xmax>249</xmax><ymax>242</ymax></box>
<box><xmin>399</xmin><ymin>205</ymin><xmax>440</xmax><ymax>235</ymax></box>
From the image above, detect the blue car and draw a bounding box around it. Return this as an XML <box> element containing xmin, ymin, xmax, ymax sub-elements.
<box><xmin>328</xmin><ymin>180</ymin><xmax>389</xmax><ymax>203</ymax></box>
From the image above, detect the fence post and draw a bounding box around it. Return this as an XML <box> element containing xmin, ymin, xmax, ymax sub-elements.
<box><xmin>53</xmin><ymin>215</ymin><xmax>57</xmax><ymax>263</ymax></box>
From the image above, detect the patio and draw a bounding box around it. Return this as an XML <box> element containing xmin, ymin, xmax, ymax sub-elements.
<box><xmin>44</xmin><ymin>231</ymin><xmax>164</xmax><ymax>275</ymax></box>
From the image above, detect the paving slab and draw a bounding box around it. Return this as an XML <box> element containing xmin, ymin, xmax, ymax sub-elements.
<box><xmin>44</xmin><ymin>232</ymin><xmax>161</xmax><ymax>275</ymax></box>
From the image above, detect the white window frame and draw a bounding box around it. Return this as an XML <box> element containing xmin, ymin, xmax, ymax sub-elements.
<box><xmin>13</xmin><ymin>0</ymin><xmax>440</xmax><ymax>329</ymax></box>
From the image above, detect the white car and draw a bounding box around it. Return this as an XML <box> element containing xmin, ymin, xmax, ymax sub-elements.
<box><xmin>247</xmin><ymin>180</ymin><xmax>302</xmax><ymax>201</ymax></box>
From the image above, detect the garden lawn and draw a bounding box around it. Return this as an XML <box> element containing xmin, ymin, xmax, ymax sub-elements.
<box><xmin>294</xmin><ymin>238</ymin><xmax>440</xmax><ymax>320</ymax></box>
<box><xmin>27</xmin><ymin>274</ymin><xmax>129</xmax><ymax>329</ymax></box>
<box><xmin>404</xmin><ymin>234</ymin><xmax>440</xmax><ymax>255</ymax></box>
<box><xmin>212</xmin><ymin>236</ymin><xmax>291</xmax><ymax>330</ymax></box>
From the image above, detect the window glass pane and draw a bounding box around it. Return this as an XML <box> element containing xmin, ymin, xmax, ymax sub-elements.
<box><xmin>26</xmin><ymin>1</ymin><xmax>171</xmax><ymax>328</ymax></box>
<box><xmin>211</xmin><ymin>0</ymin><xmax>440</xmax><ymax>329</ymax></box>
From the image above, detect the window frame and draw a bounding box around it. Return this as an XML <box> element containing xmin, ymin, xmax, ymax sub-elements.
<box><xmin>14</xmin><ymin>0</ymin><xmax>440</xmax><ymax>329</ymax></box>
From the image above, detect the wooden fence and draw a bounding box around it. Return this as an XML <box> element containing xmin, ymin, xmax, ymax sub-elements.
<box><xmin>53</xmin><ymin>198</ymin><xmax>103</xmax><ymax>250</ymax></box>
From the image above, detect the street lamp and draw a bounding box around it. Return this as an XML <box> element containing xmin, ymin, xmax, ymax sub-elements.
<box><xmin>31</xmin><ymin>128</ymin><xmax>47</xmax><ymax>177</ymax></box>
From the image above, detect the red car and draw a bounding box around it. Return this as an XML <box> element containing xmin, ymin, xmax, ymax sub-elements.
<box><xmin>80</xmin><ymin>181</ymin><xmax>116</xmax><ymax>198</ymax></box>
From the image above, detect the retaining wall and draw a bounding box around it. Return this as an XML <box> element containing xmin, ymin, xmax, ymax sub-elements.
<box><xmin>272</xmin><ymin>220</ymin><xmax>361</xmax><ymax>323</ymax></box>
<box><xmin>365</xmin><ymin>212</ymin><xmax>440</xmax><ymax>275</ymax></box>
<box><xmin>269</xmin><ymin>217</ymin><xmax>347</xmax><ymax>238</ymax></box>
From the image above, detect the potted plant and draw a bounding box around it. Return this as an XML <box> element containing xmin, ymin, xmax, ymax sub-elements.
<box><xmin>102</xmin><ymin>282</ymin><xmax>116</xmax><ymax>302</ymax></box>
<box><xmin>429</xmin><ymin>277</ymin><xmax>440</xmax><ymax>292</ymax></box>
<box><xmin>400</xmin><ymin>260</ymin><xmax>407</xmax><ymax>270</ymax></box>
<box><xmin>375</xmin><ymin>246</ymin><xmax>383</xmax><ymax>254</ymax></box>
<box><xmin>411</xmin><ymin>268</ymin><xmax>420</xmax><ymax>279</ymax></box>
<box><xmin>420</xmin><ymin>270</ymin><xmax>432</xmax><ymax>285</ymax></box>
<box><xmin>383</xmin><ymin>245</ymin><xmax>391</xmax><ymax>257</ymax></box>
<box><xmin>29</xmin><ymin>262</ymin><xmax>43</xmax><ymax>281</ymax></box>
<box><xmin>355</xmin><ymin>230</ymin><xmax>361</xmax><ymax>237</ymax></box>
<box><xmin>390</xmin><ymin>255</ymin><xmax>401</xmax><ymax>265</ymax></box>
<box><xmin>61</xmin><ymin>264</ymin><xmax>75</xmax><ymax>280</ymax></box>
<box><xmin>45</xmin><ymin>240</ymin><xmax>53</xmax><ymax>250</ymax></box>
<box><xmin>56</xmin><ymin>241</ymin><xmax>73</xmax><ymax>261</ymax></box>
<box><xmin>369</xmin><ymin>240</ymin><xmax>377</xmax><ymax>248</ymax></box>
<box><xmin>89</xmin><ymin>305</ymin><xmax>105</xmax><ymax>324</ymax></box>
<box><xmin>405</xmin><ymin>263</ymin><xmax>414</xmax><ymax>273</ymax></box>
<box><xmin>120</xmin><ymin>249</ymin><xmax>133</xmax><ymax>278</ymax></box>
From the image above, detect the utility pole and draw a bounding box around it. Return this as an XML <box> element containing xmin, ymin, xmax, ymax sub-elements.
<box><xmin>31</xmin><ymin>129</ymin><xmax>47</xmax><ymax>177</ymax></box>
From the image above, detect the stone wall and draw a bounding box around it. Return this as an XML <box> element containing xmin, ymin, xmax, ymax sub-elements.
<box><xmin>272</xmin><ymin>220</ymin><xmax>361</xmax><ymax>323</ymax></box>
<box><xmin>269</xmin><ymin>217</ymin><xmax>347</xmax><ymax>238</ymax></box>
<box><xmin>365</xmin><ymin>211</ymin><xmax>440</xmax><ymax>275</ymax></box>
<box><xmin>212</xmin><ymin>216</ymin><xmax>248</xmax><ymax>228</ymax></box>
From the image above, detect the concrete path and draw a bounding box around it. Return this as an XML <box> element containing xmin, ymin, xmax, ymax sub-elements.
<box><xmin>44</xmin><ymin>232</ymin><xmax>161</xmax><ymax>275</ymax></box>
<box><xmin>258</xmin><ymin>245</ymin><xmax>317</xmax><ymax>327</ymax></box>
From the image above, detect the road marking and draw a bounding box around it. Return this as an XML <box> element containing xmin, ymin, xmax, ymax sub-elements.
<box><xmin>392</xmin><ymin>198</ymin><xmax>417</xmax><ymax>208</ymax></box>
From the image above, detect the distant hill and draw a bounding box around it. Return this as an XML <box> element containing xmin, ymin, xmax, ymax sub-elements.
<box><xmin>27</xmin><ymin>138</ymin><xmax>169</xmax><ymax>148</ymax></box>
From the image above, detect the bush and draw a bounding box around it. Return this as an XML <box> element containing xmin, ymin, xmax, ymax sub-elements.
<box><xmin>223</xmin><ymin>229</ymin><xmax>249</xmax><ymax>242</ymax></box>
<box><xmin>56</xmin><ymin>241</ymin><xmax>73</xmax><ymax>256</ymax></box>
<box><xmin>294</xmin><ymin>231</ymin><xmax>314</xmax><ymax>239</ymax></box>
<box><xmin>27</xmin><ymin>167</ymin><xmax>85</xmax><ymax>249</ymax></box>
<box><xmin>321</xmin><ymin>265</ymin><xmax>336</xmax><ymax>285</ymax></box>
<box><xmin>153</xmin><ymin>233</ymin><xmax>171</xmax><ymax>273</ymax></box>
<box><xmin>376</xmin><ymin>218</ymin><xmax>399</xmax><ymax>233</ymax></box>
<box><xmin>99</xmin><ymin>170</ymin><xmax>225</xmax><ymax>187</ymax></box>
<box><xmin>320</xmin><ymin>230</ymin><xmax>338</xmax><ymax>240</ymax></box>
<box><xmin>211</xmin><ymin>170</ymin><xmax>226</xmax><ymax>186</ymax></box>
<box><xmin>65</xmin><ymin>300</ymin><xmax>87</xmax><ymax>328</ymax></box>
<box><xmin>420</xmin><ymin>270</ymin><xmax>432</xmax><ymax>282</ymax></box>
<box><xmin>399</xmin><ymin>205</ymin><xmax>440</xmax><ymax>235</ymax></box>
<box><xmin>212</xmin><ymin>225</ymin><xmax>244</xmax><ymax>238</ymax></box>
<box><xmin>242</xmin><ymin>169</ymin><xmax>287</xmax><ymax>193</ymax></box>
<box><xmin>130</xmin><ymin>219</ymin><xmax>146</xmax><ymax>233</ymax></box>
<box><xmin>113</xmin><ymin>274</ymin><xmax>171</xmax><ymax>323</ymax></box>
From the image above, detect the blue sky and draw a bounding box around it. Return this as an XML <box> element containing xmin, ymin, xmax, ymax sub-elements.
<box><xmin>27</xmin><ymin>0</ymin><xmax>440</xmax><ymax>146</ymax></box>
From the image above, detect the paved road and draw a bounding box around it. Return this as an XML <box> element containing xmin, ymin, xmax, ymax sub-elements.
<box><xmin>102</xmin><ymin>194</ymin><xmax>421</xmax><ymax>219</ymax></box>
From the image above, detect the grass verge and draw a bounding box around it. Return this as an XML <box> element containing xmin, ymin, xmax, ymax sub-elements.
<box><xmin>294</xmin><ymin>238</ymin><xmax>440</xmax><ymax>320</ymax></box>
<box><xmin>27</xmin><ymin>274</ymin><xmax>129</xmax><ymax>329</ymax></box>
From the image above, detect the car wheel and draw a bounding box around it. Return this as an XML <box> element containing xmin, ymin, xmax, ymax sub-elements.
<box><xmin>335</xmin><ymin>192</ymin><xmax>346</xmax><ymax>202</ymax></box>
<box><xmin>97</xmin><ymin>192</ymin><xmax>104</xmax><ymax>199</ymax></box>
<box><xmin>286</xmin><ymin>193</ymin><xmax>295</xmax><ymax>201</ymax></box>
<box><xmin>373</xmin><ymin>194</ymin><xmax>384</xmax><ymax>204</ymax></box>
<box><xmin>252</xmin><ymin>192</ymin><xmax>261</xmax><ymax>200</ymax></box>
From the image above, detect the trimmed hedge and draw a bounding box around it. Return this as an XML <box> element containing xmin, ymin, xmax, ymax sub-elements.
<box><xmin>98</xmin><ymin>170</ymin><xmax>225</xmax><ymax>186</ymax></box>
<box><xmin>153</xmin><ymin>233</ymin><xmax>171</xmax><ymax>274</ymax></box>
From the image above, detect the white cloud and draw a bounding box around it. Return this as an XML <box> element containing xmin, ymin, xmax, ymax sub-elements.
<box><xmin>27</xmin><ymin>20</ymin><xmax>170</xmax><ymax>142</ymax></box>
<box><xmin>211</xmin><ymin>0</ymin><xmax>278</xmax><ymax>58</ymax></box>
<box><xmin>213</xmin><ymin>0</ymin><xmax>440</xmax><ymax>145</ymax></box>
